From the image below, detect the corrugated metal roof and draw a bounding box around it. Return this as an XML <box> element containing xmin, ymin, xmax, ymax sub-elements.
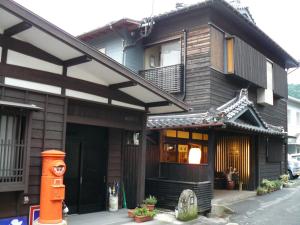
<box><xmin>147</xmin><ymin>89</ymin><xmax>285</xmax><ymax>136</ymax></box>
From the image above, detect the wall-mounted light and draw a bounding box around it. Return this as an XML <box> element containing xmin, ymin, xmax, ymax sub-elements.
<box><xmin>188</xmin><ymin>148</ymin><xmax>201</xmax><ymax>164</ymax></box>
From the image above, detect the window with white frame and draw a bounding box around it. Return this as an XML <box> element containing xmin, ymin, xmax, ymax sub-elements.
<box><xmin>257</xmin><ymin>60</ymin><xmax>274</xmax><ymax>105</ymax></box>
<box><xmin>288</xmin><ymin>109</ymin><xmax>292</xmax><ymax>125</ymax></box>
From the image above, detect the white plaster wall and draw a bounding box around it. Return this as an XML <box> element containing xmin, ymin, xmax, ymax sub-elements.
<box><xmin>288</xmin><ymin>99</ymin><xmax>300</xmax><ymax>143</ymax></box>
<box><xmin>7</xmin><ymin>50</ymin><xmax>63</xmax><ymax>74</ymax></box>
<box><xmin>5</xmin><ymin>77</ymin><xmax>62</xmax><ymax>95</ymax></box>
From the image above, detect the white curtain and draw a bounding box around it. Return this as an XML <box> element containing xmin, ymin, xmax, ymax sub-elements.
<box><xmin>160</xmin><ymin>41</ymin><xmax>181</xmax><ymax>67</ymax></box>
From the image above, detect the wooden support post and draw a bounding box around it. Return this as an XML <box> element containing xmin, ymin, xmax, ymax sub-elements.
<box><xmin>208</xmin><ymin>130</ymin><xmax>216</xmax><ymax>191</ymax></box>
<box><xmin>136</xmin><ymin>114</ymin><xmax>147</xmax><ymax>204</ymax></box>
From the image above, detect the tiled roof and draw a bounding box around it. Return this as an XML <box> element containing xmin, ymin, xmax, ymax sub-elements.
<box><xmin>147</xmin><ymin>89</ymin><xmax>285</xmax><ymax>136</ymax></box>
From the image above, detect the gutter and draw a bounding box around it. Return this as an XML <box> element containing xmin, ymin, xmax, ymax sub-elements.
<box><xmin>182</xmin><ymin>29</ymin><xmax>187</xmax><ymax>101</ymax></box>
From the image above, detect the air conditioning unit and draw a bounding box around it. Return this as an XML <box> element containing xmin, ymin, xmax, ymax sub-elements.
<box><xmin>257</xmin><ymin>88</ymin><xmax>273</xmax><ymax>106</ymax></box>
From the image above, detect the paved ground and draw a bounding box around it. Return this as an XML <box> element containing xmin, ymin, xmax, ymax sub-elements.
<box><xmin>228</xmin><ymin>179</ymin><xmax>300</xmax><ymax>225</ymax></box>
<box><xmin>68</xmin><ymin>179</ymin><xmax>300</xmax><ymax>225</ymax></box>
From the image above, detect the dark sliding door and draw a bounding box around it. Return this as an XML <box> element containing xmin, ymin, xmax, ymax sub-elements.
<box><xmin>65</xmin><ymin>123</ymin><xmax>108</xmax><ymax>214</ymax></box>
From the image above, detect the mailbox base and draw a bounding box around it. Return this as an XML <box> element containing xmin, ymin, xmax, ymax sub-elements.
<box><xmin>35</xmin><ymin>220</ymin><xmax>67</xmax><ymax>225</ymax></box>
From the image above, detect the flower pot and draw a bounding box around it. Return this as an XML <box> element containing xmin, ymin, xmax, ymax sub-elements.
<box><xmin>134</xmin><ymin>215</ymin><xmax>152</xmax><ymax>223</ymax></box>
<box><xmin>146</xmin><ymin>204</ymin><xmax>155</xmax><ymax>211</ymax></box>
<box><xmin>128</xmin><ymin>209</ymin><xmax>135</xmax><ymax>218</ymax></box>
<box><xmin>227</xmin><ymin>181</ymin><xmax>235</xmax><ymax>190</ymax></box>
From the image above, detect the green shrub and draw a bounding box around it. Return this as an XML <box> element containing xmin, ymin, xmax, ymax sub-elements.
<box><xmin>257</xmin><ymin>186</ymin><xmax>268</xmax><ymax>195</ymax></box>
<box><xmin>280</xmin><ymin>174</ymin><xmax>289</xmax><ymax>184</ymax></box>
<box><xmin>143</xmin><ymin>195</ymin><xmax>157</xmax><ymax>205</ymax></box>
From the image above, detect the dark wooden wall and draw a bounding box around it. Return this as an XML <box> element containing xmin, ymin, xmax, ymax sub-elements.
<box><xmin>257</xmin><ymin>136</ymin><xmax>285</xmax><ymax>182</ymax></box>
<box><xmin>67</xmin><ymin>99</ymin><xmax>143</xmax><ymax>131</ymax></box>
<box><xmin>233</xmin><ymin>37</ymin><xmax>267</xmax><ymax>88</ymax></box>
<box><xmin>107</xmin><ymin>128</ymin><xmax>122</xmax><ymax>184</ymax></box>
<box><xmin>210</xmin><ymin>70</ymin><xmax>287</xmax><ymax>130</ymax></box>
<box><xmin>0</xmin><ymin>85</ymin><xmax>66</xmax><ymax>218</ymax></box>
<box><xmin>273</xmin><ymin>64</ymin><xmax>288</xmax><ymax>98</ymax></box>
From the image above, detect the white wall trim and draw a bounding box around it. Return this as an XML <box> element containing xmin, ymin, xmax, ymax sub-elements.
<box><xmin>65</xmin><ymin>89</ymin><xmax>108</xmax><ymax>104</ymax></box>
<box><xmin>5</xmin><ymin>77</ymin><xmax>62</xmax><ymax>95</ymax></box>
<box><xmin>111</xmin><ymin>100</ymin><xmax>145</xmax><ymax>111</ymax></box>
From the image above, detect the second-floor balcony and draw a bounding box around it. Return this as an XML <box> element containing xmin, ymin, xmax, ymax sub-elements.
<box><xmin>139</xmin><ymin>64</ymin><xmax>184</xmax><ymax>94</ymax></box>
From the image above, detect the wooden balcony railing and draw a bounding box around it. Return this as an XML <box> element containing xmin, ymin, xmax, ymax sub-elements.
<box><xmin>139</xmin><ymin>64</ymin><xmax>184</xmax><ymax>94</ymax></box>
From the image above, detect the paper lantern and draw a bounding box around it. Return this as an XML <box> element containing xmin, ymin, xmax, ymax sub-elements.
<box><xmin>188</xmin><ymin>148</ymin><xmax>201</xmax><ymax>164</ymax></box>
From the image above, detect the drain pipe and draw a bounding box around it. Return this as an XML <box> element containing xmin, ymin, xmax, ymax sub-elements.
<box><xmin>182</xmin><ymin>29</ymin><xmax>187</xmax><ymax>101</ymax></box>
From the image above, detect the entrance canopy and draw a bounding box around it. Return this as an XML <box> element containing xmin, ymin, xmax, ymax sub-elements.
<box><xmin>0</xmin><ymin>1</ymin><xmax>188</xmax><ymax>114</ymax></box>
<box><xmin>148</xmin><ymin>89</ymin><xmax>285</xmax><ymax>136</ymax></box>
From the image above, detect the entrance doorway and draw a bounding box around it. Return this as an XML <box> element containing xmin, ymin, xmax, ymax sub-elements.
<box><xmin>65</xmin><ymin>123</ymin><xmax>108</xmax><ymax>214</ymax></box>
<box><xmin>215</xmin><ymin>135</ymin><xmax>253</xmax><ymax>190</ymax></box>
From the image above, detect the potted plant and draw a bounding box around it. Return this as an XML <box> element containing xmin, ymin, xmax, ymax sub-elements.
<box><xmin>128</xmin><ymin>208</ymin><xmax>135</xmax><ymax>218</ymax></box>
<box><xmin>133</xmin><ymin>207</ymin><xmax>156</xmax><ymax>223</ymax></box>
<box><xmin>143</xmin><ymin>195</ymin><xmax>157</xmax><ymax>211</ymax></box>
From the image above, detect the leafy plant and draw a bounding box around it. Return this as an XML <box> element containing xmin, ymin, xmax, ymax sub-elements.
<box><xmin>280</xmin><ymin>174</ymin><xmax>289</xmax><ymax>184</ymax></box>
<box><xmin>133</xmin><ymin>207</ymin><xmax>157</xmax><ymax>217</ymax></box>
<box><xmin>256</xmin><ymin>186</ymin><xmax>268</xmax><ymax>195</ymax></box>
<box><xmin>143</xmin><ymin>195</ymin><xmax>157</xmax><ymax>205</ymax></box>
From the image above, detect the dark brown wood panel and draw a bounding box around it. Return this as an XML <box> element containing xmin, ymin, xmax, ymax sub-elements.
<box><xmin>273</xmin><ymin>63</ymin><xmax>287</xmax><ymax>98</ymax></box>
<box><xmin>107</xmin><ymin>128</ymin><xmax>122</xmax><ymax>183</ymax></box>
<box><xmin>0</xmin><ymin>85</ymin><xmax>66</xmax><ymax>217</ymax></box>
<box><xmin>210</xmin><ymin>69</ymin><xmax>287</xmax><ymax>130</ymax></box>
<box><xmin>233</xmin><ymin>37</ymin><xmax>267</xmax><ymax>88</ymax></box>
<box><xmin>210</xmin><ymin>26</ymin><xmax>224</xmax><ymax>72</ymax></box>
<box><xmin>67</xmin><ymin>99</ymin><xmax>143</xmax><ymax>131</ymax></box>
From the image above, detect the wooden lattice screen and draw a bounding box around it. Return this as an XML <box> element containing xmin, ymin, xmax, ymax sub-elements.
<box><xmin>139</xmin><ymin>64</ymin><xmax>183</xmax><ymax>94</ymax></box>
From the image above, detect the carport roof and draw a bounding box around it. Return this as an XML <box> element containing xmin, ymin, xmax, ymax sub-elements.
<box><xmin>0</xmin><ymin>1</ymin><xmax>188</xmax><ymax>114</ymax></box>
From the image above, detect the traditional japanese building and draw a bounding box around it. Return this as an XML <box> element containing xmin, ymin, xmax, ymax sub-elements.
<box><xmin>0</xmin><ymin>0</ymin><xmax>188</xmax><ymax>218</ymax></box>
<box><xmin>79</xmin><ymin>0</ymin><xmax>298</xmax><ymax>212</ymax></box>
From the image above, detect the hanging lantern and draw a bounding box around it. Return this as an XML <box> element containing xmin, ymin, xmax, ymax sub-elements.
<box><xmin>188</xmin><ymin>148</ymin><xmax>201</xmax><ymax>164</ymax></box>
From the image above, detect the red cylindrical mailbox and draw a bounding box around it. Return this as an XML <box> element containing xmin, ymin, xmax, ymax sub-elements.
<box><xmin>39</xmin><ymin>150</ymin><xmax>66</xmax><ymax>224</ymax></box>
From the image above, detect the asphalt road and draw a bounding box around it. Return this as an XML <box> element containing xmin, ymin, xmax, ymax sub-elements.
<box><xmin>228</xmin><ymin>180</ymin><xmax>300</xmax><ymax>225</ymax></box>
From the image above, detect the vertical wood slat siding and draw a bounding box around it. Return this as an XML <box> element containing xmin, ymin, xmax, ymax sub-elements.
<box><xmin>273</xmin><ymin>64</ymin><xmax>287</xmax><ymax>98</ymax></box>
<box><xmin>107</xmin><ymin>128</ymin><xmax>122</xmax><ymax>184</ymax></box>
<box><xmin>257</xmin><ymin>136</ymin><xmax>283</xmax><ymax>182</ymax></box>
<box><xmin>122</xmin><ymin>137</ymin><xmax>139</xmax><ymax>209</ymax></box>
<box><xmin>215</xmin><ymin>136</ymin><xmax>251</xmax><ymax>189</ymax></box>
<box><xmin>234</xmin><ymin>37</ymin><xmax>267</xmax><ymax>88</ymax></box>
<box><xmin>185</xmin><ymin>26</ymin><xmax>211</xmax><ymax>112</ymax></box>
<box><xmin>145</xmin><ymin>138</ymin><xmax>160</xmax><ymax>178</ymax></box>
<box><xmin>0</xmin><ymin>86</ymin><xmax>65</xmax><ymax>217</ymax></box>
<box><xmin>210</xmin><ymin>26</ymin><xmax>224</xmax><ymax>73</ymax></box>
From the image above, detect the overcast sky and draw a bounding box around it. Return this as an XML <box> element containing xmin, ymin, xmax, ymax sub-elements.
<box><xmin>13</xmin><ymin>0</ymin><xmax>300</xmax><ymax>83</ymax></box>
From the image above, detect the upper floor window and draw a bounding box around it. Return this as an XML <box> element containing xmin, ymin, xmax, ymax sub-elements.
<box><xmin>266</xmin><ymin>60</ymin><xmax>273</xmax><ymax>91</ymax></box>
<box><xmin>144</xmin><ymin>40</ymin><xmax>181</xmax><ymax>69</ymax></box>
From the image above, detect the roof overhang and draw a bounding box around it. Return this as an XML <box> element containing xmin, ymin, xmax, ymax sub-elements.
<box><xmin>152</xmin><ymin>0</ymin><xmax>298</xmax><ymax>69</ymax></box>
<box><xmin>0</xmin><ymin>99</ymin><xmax>42</xmax><ymax>111</ymax></box>
<box><xmin>78</xmin><ymin>18</ymin><xmax>141</xmax><ymax>41</ymax></box>
<box><xmin>0</xmin><ymin>1</ymin><xmax>188</xmax><ymax>114</ymax></box>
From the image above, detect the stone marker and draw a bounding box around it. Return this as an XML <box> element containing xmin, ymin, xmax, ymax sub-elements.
<box><xmin>176</xmin><ymin>189</ymin><xmax>198</xmax><ymax>221</ymax></box>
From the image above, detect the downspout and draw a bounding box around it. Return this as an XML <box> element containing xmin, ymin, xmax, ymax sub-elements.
<box><xmin>182</xmin><ymin>29</ymin><xmax>187</xmax><ymax>101</ymax></box>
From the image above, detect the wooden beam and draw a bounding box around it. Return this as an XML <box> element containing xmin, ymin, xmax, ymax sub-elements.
<box><xmin>64</xmin><ymin>55</ymin><xmax>92</xmax><ymax>67</ymax></box>
<box><xmin>4</xmin><ymin>21</ymin><xmax>32</xmax><ymax>37</ymax></box>
<box><xmin>109</xmin><ymin>81</ymin><xmax>137</xmax><ymax>89</ymax></box>
<box><xmin>0</xmin><ymin>34</ymin><xmax>63</xmax><ymax>65</ymax></box>
<box><xmin>0</xmin><ymin>63</ymin><xmax>145</xmax><ymax>107</ymax></box>
<box><xmin>146</xmin><ymin>101</ymin><xmax>170</xmax><ymax>108</ymax></box>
